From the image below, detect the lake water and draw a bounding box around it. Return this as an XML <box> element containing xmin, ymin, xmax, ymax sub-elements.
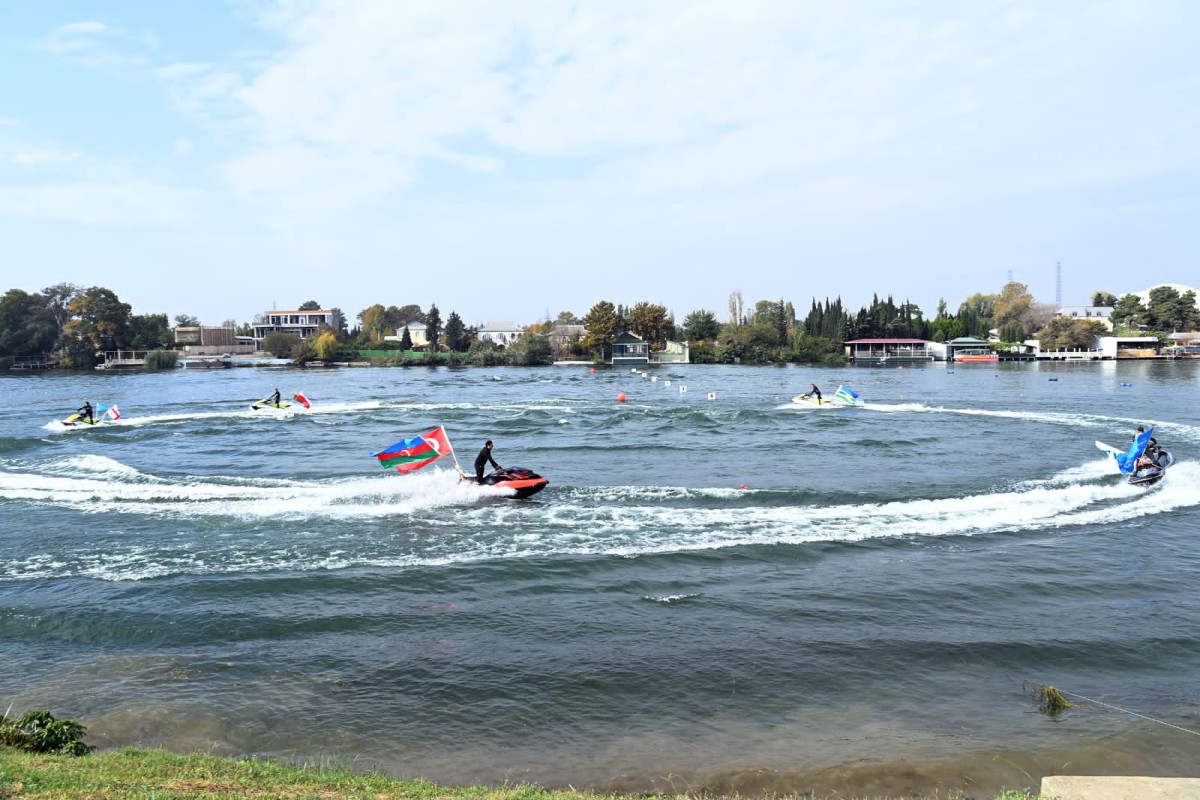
<box><xmin>2</xmin><ymin>361</ymin><xmax>1198</xmax><ymax>797</ymax></box>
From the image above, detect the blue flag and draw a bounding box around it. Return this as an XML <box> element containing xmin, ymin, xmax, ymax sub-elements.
<box><xmin>1114</xmin><ymin>427</ymin><xmax>1154</xmax><ymax>475</ymax></box>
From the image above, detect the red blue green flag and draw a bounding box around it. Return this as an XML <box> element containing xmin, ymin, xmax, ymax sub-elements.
<box><xmin>371</xmin><ymin>426</ymin><xmax>452</xmax><ymax>473</ymax></box>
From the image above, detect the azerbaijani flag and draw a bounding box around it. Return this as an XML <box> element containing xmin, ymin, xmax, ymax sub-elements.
<box><xmin>371</xmin><ymin>426</ymin><xmax>452</xmax><ymax>473</ymax></box>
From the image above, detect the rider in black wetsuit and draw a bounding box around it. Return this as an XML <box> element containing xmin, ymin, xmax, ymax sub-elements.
<box><xmin>809</xmin><ymin>384</ymin><xmax>822</xmax><ymax>402</ymax></box>
<box><xmin>269</xmin><ymin>388</ymin><xmax>281</xmax><ymax>406</ymax></box>
<box><xmin>475</xmin><ymin>440</ymin><xmax>500</xmax><ymax>483</ymax></box>
<box><xmin>77</xmin><ymin>400</ymin><xmax>94</xmax><ymax>422</ymax></box>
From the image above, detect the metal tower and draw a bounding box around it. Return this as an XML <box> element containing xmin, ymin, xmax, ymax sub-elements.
<box><xmin>1056</xmin><ymin>262</ymin><xmax>1062</xmax><ymax>308</ymax></box>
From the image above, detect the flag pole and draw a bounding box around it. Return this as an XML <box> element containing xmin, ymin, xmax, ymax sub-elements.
<box><xmin>440</xmin><ymin>426</ymin><xmax>467</xmax><ymax>479</ymax></box>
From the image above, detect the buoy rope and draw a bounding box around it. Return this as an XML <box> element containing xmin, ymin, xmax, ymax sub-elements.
<box><xmin>1059</xmin><ymin>689</ymin><xmax>1200</xmax><ymax>737</ymax></box>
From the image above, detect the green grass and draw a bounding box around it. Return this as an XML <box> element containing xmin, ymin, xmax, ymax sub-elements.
<box><xmin>0</xmin><ymin>747</ymin><xmax>1043</xmax><ymax>800</ymax></box>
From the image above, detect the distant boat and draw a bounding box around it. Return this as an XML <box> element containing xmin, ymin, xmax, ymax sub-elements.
<box><xmin>954</xmin><ymin>349</ymin><xmax>998</xmax><ymax>362</ymax></box>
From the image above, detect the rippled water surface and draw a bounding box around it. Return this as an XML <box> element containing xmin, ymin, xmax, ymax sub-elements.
<box><xmin>2</xmin><ymin>362</ymin><xmax>1199</xmax><ymax>796</ymax></box>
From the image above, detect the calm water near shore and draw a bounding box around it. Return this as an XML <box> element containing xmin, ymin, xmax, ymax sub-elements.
<box><xmin>2</xmin><ymin>361</ymin><xmax>1198</xmax><ymax>797</ymax></box>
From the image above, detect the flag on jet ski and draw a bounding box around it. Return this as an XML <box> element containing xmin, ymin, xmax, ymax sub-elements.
<box><xmin>96</xmin><ymin>404</ymin><xmax>120</xmax><ymax>420</ymax></box>
<box><xmin>1114</xmin><ymin>426</ymin><xmax>1154</xmax><ymax>475</ymax></box>
<box><xmin>371</xmin><ymin>426</ymin><xmax>452</xmax><ymax>473</ymax></box>
<box><xmin>292</xmin><ymin>392</ymin><xmax>311</xmax><ymax>409</ymax></box>
<box><xmin>833</xmin><ymin>386</ymin><xmax>859</xmax><ymax>406</ymax></box>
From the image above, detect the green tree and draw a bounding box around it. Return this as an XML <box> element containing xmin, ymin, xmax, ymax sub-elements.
<box><xmin>1091</xmin><ymin>291</ymin><xmax>1117</xmax><ymax>307</ymax></box>
<box><xmin>507</xmin><ymin>333</ymin><xmax>552</xmax><ymax>365</ymax></box>
<box><xmin>556</xmin><ymin>310</ymin><xmax>581</xmax><ymax>325</ymax></box>
<box><xmin>1146</xmin><ymin>286</ymin><xmax>1199</xmax><ymax>332</ymax></box>
<box><xmin>399</xmin><ymin>326</ymin><xmax>413</xmax><ymax>351</ymax></box>
<box><xmin>1110</xmin><ymin>293</ymin><xmax>1146</xmax><ymax>329</ymax></box>
<box><xmin>298</xmin><ymin>300</ymin><xmax>321</xmax><ymax>311</ymax></box>
<box><xmin>264</xmin><ymin>332</ymin><xmax>301</xmax><ymax>358</ymax></box>
<box><xmin>42</xmin><ymin>283</ymin><xmax>80</xmax><ymax>332</ymax></box>
<box><xmin>443</xmin><ymin>311</ymin><xmax>468</xmax><ymax>352</ymax></box>
<box><xmin>1037</xmin><ymin>318</ymin><xmax>1107</xmax><ymax>350</ymax></box>
<box><xmin>328</xmin><ymin>308</ymin><xmax>347</xmax><ymax>337</ymax></box>
<box><xmin>425</xmin><ymin>304</ymin><xmax>442</xmax><ymax>351</ymax></box>
<box><xmin>0</xmin><ymin>289</ymin><xmax>59</xmax><ymax>357</ymax></box>
<box><xmin>626</xmin><ymin>301</ymin><xmax>671</xmax><ymax>350</ymax></box>
<box><xmin>129</xmin><ymin>313</ymin><xmax>172</xmax><ymax>350</ymax></box>
<box><xmin>999</xmin><ymin>320</ymin><xmax>1025</xmax><ymax>343</ymax></box>
<box><xmin>581</xmin><ymin>300</ymin><xmax>621</xmax><ymax>358</ymax></box>
<box><xmin>174</xmin><ymin>313</ymin><xmax>201</xmax><ymax>327</ymax></box>
<box><xmin>682</xmin><ymin>309</ymin><xmax>720</xmax><ymax>341</ymax></box>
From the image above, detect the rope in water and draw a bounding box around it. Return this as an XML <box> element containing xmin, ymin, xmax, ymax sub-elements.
<box><xmin>1059</xmin><ymin>689</ymin><xmax>1200</xmax><ymax>737</ymax></box>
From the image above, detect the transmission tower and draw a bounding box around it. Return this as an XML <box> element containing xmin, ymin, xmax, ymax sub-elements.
<box><xmin>1056</xmin><ymin>262</ymin><xmax>1062</xmax><ymax>308</ymax></box>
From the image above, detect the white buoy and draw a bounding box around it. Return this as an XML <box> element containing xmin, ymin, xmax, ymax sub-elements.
<box><xmin>707</xmin><ymin>392</ymin><xmax>717</xmax><ymax>401</ymax></box>
<box><xmin>679</xmin><ymin>385</ymin><xmax>687</xmax><ymax>393</ymax></box>
<box><xmin>631</xmin><ymin>368</ymin><xmax>639</xmax><ymax>373</ymax></box>
<box><xmin>651</xmin><ymin>376</ymin><xmax>658</xmax><ymax>382</ymax></box>
<box><xmin>664</xmin><ymin>380</ymin><xmax>671</xmax><ymax>387</ymax></box>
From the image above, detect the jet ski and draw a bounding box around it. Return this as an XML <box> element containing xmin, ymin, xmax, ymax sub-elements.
<box><xmin>62</xmin><ymin>413</ymin><xmax>103</xmax><ymax>427</ymax></box>
<box><xmin>251</xmin><ymin>392</ymin><xmax>310</xmax><ymax>411</ymax></box>
<box><xmin>791</xmin><ymin>392</ymin><xmax>835</xmax><ymax>406</ymax></box>
<box><xmin>1129</xmin><ymin>445</ymin><xmax>1175</xmax><ymax>487</ymax></box>
<box><xmin>464</xmin><ymin>467</ymin><xmax>549</xmax><ymax>499</ymax></box>
<box><xmin>1096</xmin><ymin>427</ymin><xmax>1174</xmax><ymax>487</ymax></box>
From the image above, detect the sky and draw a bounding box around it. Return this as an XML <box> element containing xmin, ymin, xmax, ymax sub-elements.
<box><xmin>1</xmin><ymin>1</ymin><xmax>1197</xmax><ymax>328</ymax></box>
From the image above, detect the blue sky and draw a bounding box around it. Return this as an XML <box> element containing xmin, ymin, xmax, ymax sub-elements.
<box><xmin>1</xmin><ymin>1</ymin><xmax>1197</xmax><ymax>327</ymax></box>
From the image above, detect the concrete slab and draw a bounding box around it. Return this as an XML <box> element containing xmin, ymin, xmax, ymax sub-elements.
<box><xmin>1040</xmin><ymin>776</ymin><xmax>1200</xmax><ymax>799</ymax></box>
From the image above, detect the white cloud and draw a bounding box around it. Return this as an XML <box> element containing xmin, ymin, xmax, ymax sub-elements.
<box><xmin>10</xmin><ymin>148</ymin><xmax>82</xmax><ymax>168</ymax></box>
<box><xmin>40</xmin><ymin>18</ymin><xmax>152</xmax><ymax>68</ymax></box>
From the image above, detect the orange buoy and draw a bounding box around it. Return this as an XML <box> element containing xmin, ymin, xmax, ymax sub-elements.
<box><xmin>590</xmin><ymin>368</ymin><xmax>595</xmax><ymax>374</ymax></box>
<box><xmin>617</xmin><ymin>393</ymin><xmax>626</xmax><ymax>402</ymax></box>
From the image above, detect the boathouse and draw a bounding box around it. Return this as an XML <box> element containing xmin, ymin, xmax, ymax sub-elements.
<box><xmin>844</xmin><ymin>338</ymin><xmax>934</xmax><ymax>364</ymax></box>
<box><xmin>946</xmin><ymin>337</ymin><xmax>996</xmax><ymax>361</ymax></box>
<box><xmin>610</xmin><ymin>332</ymin><xmax>650</xmax><ymax>365</ymax></box>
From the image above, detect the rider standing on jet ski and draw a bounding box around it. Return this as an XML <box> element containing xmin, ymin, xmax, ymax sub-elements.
<box><xmin>809</xmin><ymin>384</ymin><xmax>822</xmax><ymax>402</ymax></box>
<box><xmin>475</xmin><ymin>440</ymin><xmax>501</xmax><ymax>483</ymax></box>
<box><xmin>76</xmin><ymin>399</ymin><xmax>94</xmax><ymax>422</ymax></box>
<box><xmin>268</xmin><ymin>388</ymin><xmax>281</xmax><ymax>406</ymax></box>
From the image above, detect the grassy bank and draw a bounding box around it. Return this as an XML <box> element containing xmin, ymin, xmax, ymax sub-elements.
<box><xmin>0</xmin><ymin>747</ymin><xmax>1042</xmax><ymax>800</ymax></box>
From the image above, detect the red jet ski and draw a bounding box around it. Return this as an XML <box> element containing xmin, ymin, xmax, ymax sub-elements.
<box><xmin>465</xmin><ymin>467</ymin><xmax>549</xmax><ymax>499</ymax></box>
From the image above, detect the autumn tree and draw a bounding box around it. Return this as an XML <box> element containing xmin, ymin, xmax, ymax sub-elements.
<box><xmin>60</xmin><ymin>287</ymin><xmax>133</xmax><ymax>368</ymax></box>
<box><xmin>313</xmin><ymin>331</ymin><xmax>339</xmax><ymax>360</ymax></box>
<box><xmin>992</xmin><ymin>282</ymin><xmax>1034</xmax><ymax>331</ymax></box>
<box><xmin>626</xmin><ymin>301</ymin><xmax>671</xmax><ymax>350</ymax></box>
<box><xmin>357</xmin><ymin>304</ymin><xmax>388</xmax><ymax>342</ymax></box>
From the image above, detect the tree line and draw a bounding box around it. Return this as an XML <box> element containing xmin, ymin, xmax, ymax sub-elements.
<box><xmin>3</xmin><ymin>281</ymin><xmax>1196</xmax><ymax>370</ymax></box>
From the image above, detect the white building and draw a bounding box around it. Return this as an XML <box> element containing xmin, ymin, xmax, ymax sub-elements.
<box><xmin>1056</xmin><ymin>306</ymin><xmax>1114</xmax><ymax>331</ymax></box>
<box><xmin>477</xmin><ymin>321</ymin><xmax>524</xmax><ymax>347</ymax></box>
<box><xmin>252</xmin><ymin>310</ymin><xmax>336</xmax><ymax>344</ymax></box>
